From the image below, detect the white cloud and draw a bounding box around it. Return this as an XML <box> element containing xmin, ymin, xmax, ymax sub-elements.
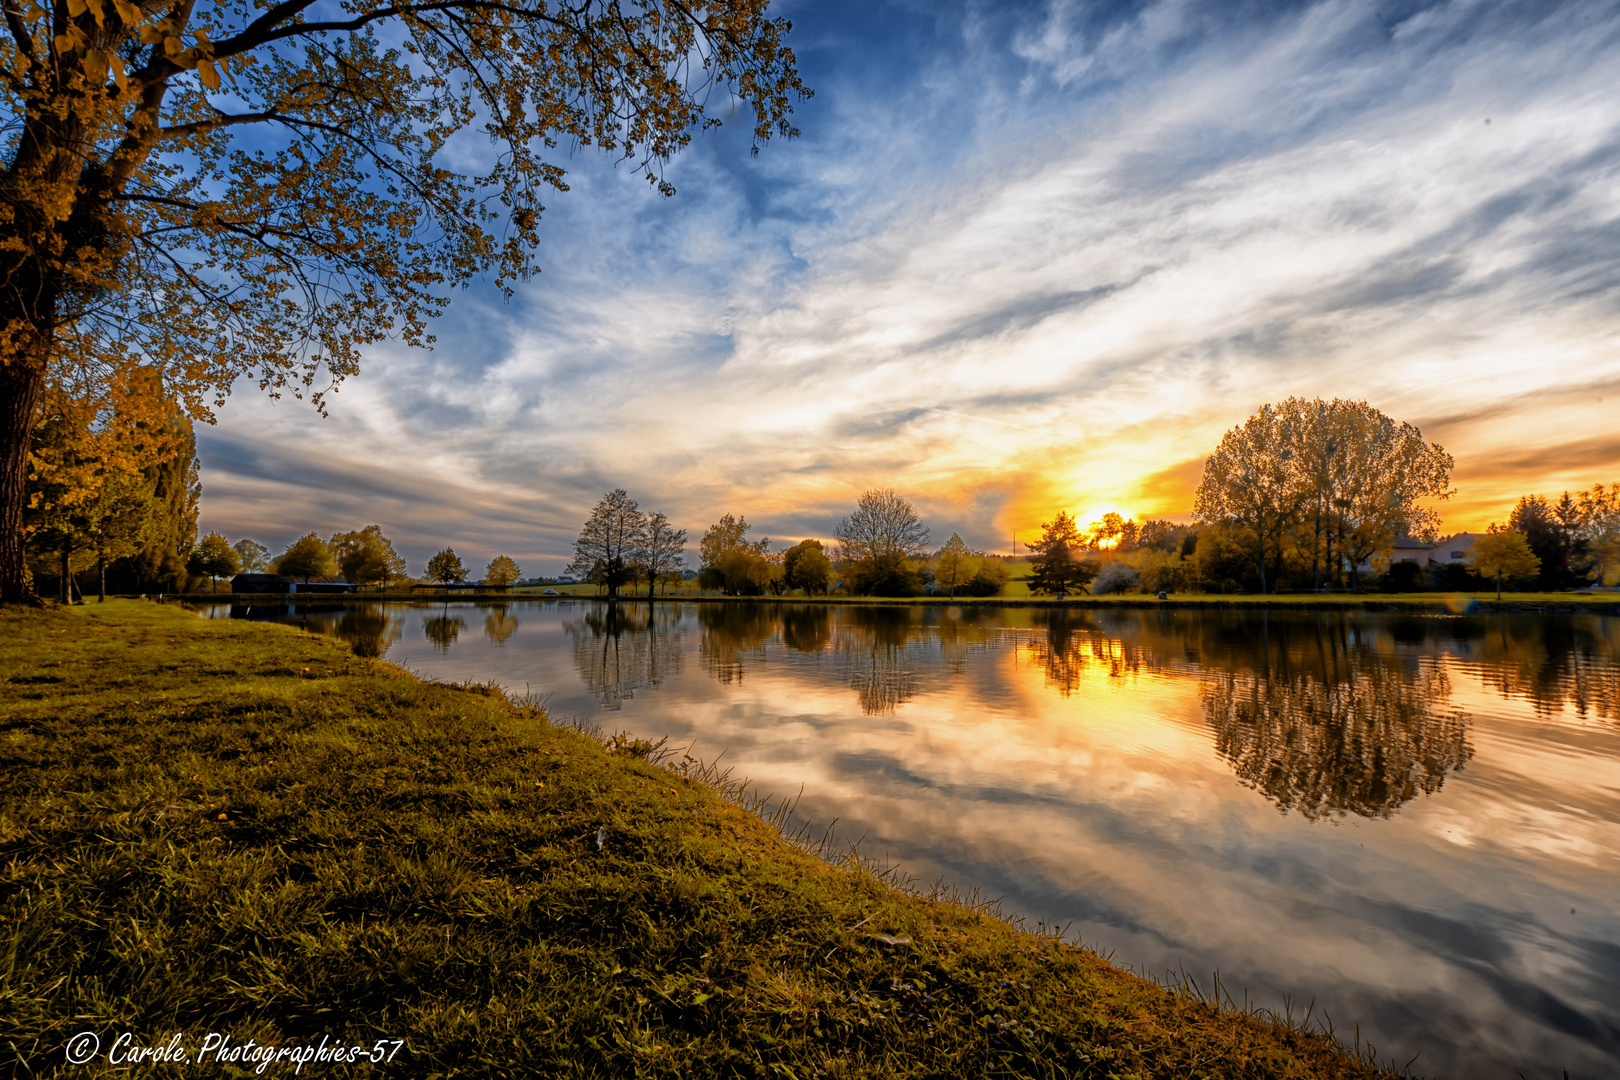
<box><xmin>200</xmin><ymin>0</ymin><xmax>1620</xmax><ymax>570</ymax></box>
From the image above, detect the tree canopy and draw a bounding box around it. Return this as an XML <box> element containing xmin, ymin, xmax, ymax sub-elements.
<box><xmin>834</xmin><ymin>488</ymin><xmax>928</xmax><ymax>596</ymax></box>
<box><xmin>0</xmin><ymin>0</ymin><xmax>808</xmax><ymax>601</ymax></box>
<box><xmin>1466</xmin><ymin>528</ymin><xmax>1541</xmax><ymax>600</ymax></box>
<box><xmin>425</xmin><ymin>547</ymin><xmax>465</xmax><ymax>585</ymax></box>
<box><xmin>1196</xmin><ymin>398</ymin><xmax>1453</xmax><ymax>592</ymax></box>
<box><xmin>276</xmin><ymin>532</ymin><xmax>335</xmax><ymax>583</ymax></box>
<box><xmin>186</xmin><ymin>530</ymin><xmax>237</xmax><ymax>589</ymax></box>
<box><xmin>1027</xmin><ymin>511</ymin><xmax>1093</xmax><ymax>599</ymax></box>
<box><xmin>568</xmin><ymin>489</ymin><xmax>643</xmax><ymax>598</ymax></box>
<box><xmin>484</xmin><ymin>554</ymin><xmax>521</xmax><ymax>589</ymax></box>
<box><xmin>330</xmin><ymin>525</ymin><xmax>406</xmax><ymax>588</ymax></box>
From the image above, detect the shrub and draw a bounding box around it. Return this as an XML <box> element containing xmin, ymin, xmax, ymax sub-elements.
<box><xmin>1090</xmin><ymin>561</ymin><xmax>1140</xmax><ymax>595</ymax></box>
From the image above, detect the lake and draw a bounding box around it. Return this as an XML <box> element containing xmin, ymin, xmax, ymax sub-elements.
<box><xmin>197</xmin><ymin>598</ymin><xmax>1620</xmax><ymax>1078</ymax></box>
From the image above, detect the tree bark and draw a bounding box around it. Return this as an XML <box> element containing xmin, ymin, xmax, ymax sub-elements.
<box><xmin>0</xmin><ymin>356</ymin><xmax>47</xmax><ymax>604</ymax></box>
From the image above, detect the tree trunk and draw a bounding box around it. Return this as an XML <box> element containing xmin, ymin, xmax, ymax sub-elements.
<box><xmin>100</xmin><ymin>553</ymin><xmax>106</xmax><ymax>602</ymax></box>
<box><xmin>0</xmin><ymin>356</ymin><xmax>47</xmax><ymax>604</ymax></box>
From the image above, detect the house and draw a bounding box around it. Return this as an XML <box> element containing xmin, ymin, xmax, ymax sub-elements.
<box><xmin>230</xmin><ymin>574</ymin><xmax>356</xmax><ymax>594</ymax></box>
<box><xmin>1425</xmin><ymin>533</ymin><xmax>1488</xmax><ymax>567</ymax></box>
<box><xmin>231</xmin><ymin>573</ymin><xmax>290</xmax><ymax>593</ymax></box>
<box><xmin>1351</xmin><ymin>532</ymin><xmax>1487</xmax><ymax>576</ymax></box>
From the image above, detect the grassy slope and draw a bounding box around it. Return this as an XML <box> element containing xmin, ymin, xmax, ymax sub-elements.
<box><xmin>2</xmin><ymin>601</ymin><xmax>1402</xmax><ymax>1078</ymax></box>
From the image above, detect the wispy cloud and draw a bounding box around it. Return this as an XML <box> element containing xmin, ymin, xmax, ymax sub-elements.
<box><xmin>198</xmin><ymin>0</ymin><xmax>1620</xmax><ymax>572</ymax></box>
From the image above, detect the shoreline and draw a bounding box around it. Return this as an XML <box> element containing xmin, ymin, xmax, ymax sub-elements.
<box><xmin>2</xmin><ymin>600</ymin><xmax>1406</xmax><ymax>1077</ymax></box>
<box><xmin>169</xmin><ymin>590</ymin><xmax>1620</xmax><ymax>615</ymax></box>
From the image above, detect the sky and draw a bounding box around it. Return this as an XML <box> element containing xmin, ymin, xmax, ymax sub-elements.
<box><xmin>195</xmin><ymin>0</ymin><xmax>1620</xmax><ymax>576</ymax></box>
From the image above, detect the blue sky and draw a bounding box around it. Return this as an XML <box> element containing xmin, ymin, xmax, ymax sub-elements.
<box><xmin>196</xmin><ymin>0</ymin><xmax>1620</xmax><ymax>576</ymax></box>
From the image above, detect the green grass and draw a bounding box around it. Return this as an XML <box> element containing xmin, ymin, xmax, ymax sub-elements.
<box><xmin>2</xmin><ymin>601</ymin><xmax>1412</xmax><ymax>1077</ymax></box>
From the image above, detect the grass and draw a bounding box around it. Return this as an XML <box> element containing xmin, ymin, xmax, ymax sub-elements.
<box><xmin>2</xmin><ymin>600</ymin><xmax>1411</xmax><ymax>1078</ymax></box>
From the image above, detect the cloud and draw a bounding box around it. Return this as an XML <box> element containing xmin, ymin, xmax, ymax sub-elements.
<box><xmin>197</xmin><ymin>0</ymin><xmax>1620</xmax><ymax>570</ymax></box>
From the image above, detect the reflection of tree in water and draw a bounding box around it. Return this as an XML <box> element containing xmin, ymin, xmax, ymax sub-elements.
<box><xmin>1023</xmin><ymin>610</ymin><xmax>1154</xmax><ymax>696</ymax></box>
<box><xmin>930</xmin><ymin>607</ymin><xmax>1003</xmax><ymax>675</ymax></box>
<box><xmin>1473</xmin><ymin>615</ymin><xmax>1620</xmax><ymax>723</ymax></box>
<box><xmin>484</xmin><ymin>604</ymin><xmax>520</xmax><ymax>646</ymax></box>
<box><xmin>337</xmin><ymin>605</ymin><xmax>403</xmax><ymax>658</ymax></box>
<box><xmin>833</xmin><ymin>608</ymin><xmax>926</xmax><ymax>717</ymax></box>
<box><xmin>1203</xmin><ymin>657</ymin><xmax>1472</xmax><ymax>821</ymax></box>
<box><xmin>423</xmin><ymin>612</ymin><xmax>467</xmax><ymax>653</ymax></box>
<box><xmin>698</xmin><ymin>604</ymin><xmax>778</xmax><ymax>683</ymax></box>
<box><xmin>780</xmin><ymin>605</ymin><xmax>831</xmax><ymax>654</ymax></box>
<box><xmin>564</xmin><ymin>603</ymin><xmax>683</xmax><ymax>709</ymax></box>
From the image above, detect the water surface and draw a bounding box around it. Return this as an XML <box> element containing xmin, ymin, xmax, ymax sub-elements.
<box><xmin>201</xmin><ymin>599</ymin><xmax>1620</xmax><ymax>1078</ymax></box>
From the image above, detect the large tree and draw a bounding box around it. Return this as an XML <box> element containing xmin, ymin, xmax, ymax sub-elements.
<box><xmin>0</xmin><ymin>0</ymin><xmax>807</xmax><ymax>602</ymax></box>
<box><xmin>567</xmin><ymin>489</ymin><xmax>643</xmax><ymax>599</ymax></box>
<box><xmin>1027</xmin><ymin>511</ymin><xmax>1094</xmax><ymax>599</ymax></box>
<box><xmin>330</xmin><ymin>524</ymin><xmax>406</xmax><ymax>588</ymax></box>
<box><xmin>833</xmin><ymin>488</ymin><xmax>928</xmax><ymax>596</ymax></box>
<box><xmin>186</xmin><ymin>529</ymin><xmax>237</xmax><ymax>590</ymax></box>
<box><xmin>425</xmin><ymin>546</ymin><xmax>465</xmax><ymax>586</ymax></box>
<box><xmin>483</xmin><ymin>554</ymin><xmax>521</xmax><ymax>589</ymax></box>
<box><xmin>637</xmin><ymin>511</ymin><xmax>685</xmax><ymax>598</ymax></box>
<box><xmin>1195</xmin><ymin>403</ymin><xmax>1304</xmax><ymax>595</ymax></box>
<box><xmin>782</xmin><ymin>537</ymin><xmax>831</xmax><ymax>595</ymax></box>
<box><xmin>1198</xmin><ymin>398</ymin><xmax>1452</xmax><ymax>593</ymax></box>
<box><xmin>276</xmin><ymin>532</ymin><xmax>336</xmax><ymax>585</ymax></box>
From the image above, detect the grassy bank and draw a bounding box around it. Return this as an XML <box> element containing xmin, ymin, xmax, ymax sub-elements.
<box><xmin>3</xmin><ymin>601</ymin><xmax>1403</xmax><ymax>1078</ymax></box>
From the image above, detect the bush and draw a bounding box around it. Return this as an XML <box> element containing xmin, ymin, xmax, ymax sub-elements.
<box><xmin>957</xmin><ymin>559</ymin><xmax>1009</xmax><ymax>597</ymax></box>
<box><xmin>1090</xmin><ymin>561</ymin><xmax>1140</xmax><ymax>595</ymax></box>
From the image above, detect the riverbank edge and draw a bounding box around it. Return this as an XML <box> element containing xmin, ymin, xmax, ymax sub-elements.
<box><xmin>170</xmin><ymin>590</ymin><xmax>1620</xmax><ymax>615</ymax></box>
<box><xmin>1</xmin><ymin>600</ymin><xmax>1405</xmax><ymax>1078</ymax></box>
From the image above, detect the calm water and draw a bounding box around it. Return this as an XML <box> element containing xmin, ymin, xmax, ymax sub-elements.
<box><xmin>199</xmin><ymin>599</ymin><xmax>1620</xmax><ymax>1078</ymax></box>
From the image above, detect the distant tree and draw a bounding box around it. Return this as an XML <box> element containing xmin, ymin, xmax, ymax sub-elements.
<box><xmin>716</xmin><ymin>546</ymin><xmax>777</xmax><ymax>595</ymax></box>
<box><xmin>1130</xmin><ymin>548</ymin><xmax>1184</xmax><ymax>594</ymax></box>
<box><xmin>568</xmin><ymin>490</ymin><xmax>644</xmax><ymax>599</ymax></box>
<box><xmin>1027</xmin><ymin>512</ymin><xmax>1095</xmax><ymax>599</ymax></box>
<box><xmin>1510</xmin><ymin>494</ymin><xmax>1579</xmax><ymax>589</ymax></box>
<box><xmin>1577</xmin><ymin>482</ymin><xmax>1620</xmax><ymax>585</ymax></box>
<box><xmin>1085</xmin><ymin>512</ymin><xmax>1131</xmax><ymax>551</ymax></box>
<box><xmin>276</xmin><ymin>534</ymin><xmax>338</xmax><ymax>587</ymax></box>
<box><xmin>958</xmin><ymin>557</ymin><xmax>1009</xmax><ymax>597</ymax></box>
<box><xmin>932</xmin><ymin>534</ymin><xmax>974</xmax><ymax>598</ymax></box>
<box><xmin>834</xmin><ymin>489</ymin><xmax>929</xmax><ymax>596</ymax></box>
<box><xmin>1466</xmin><ymin>528</ymin><xmax>1541</xmax><ymax>601</ymax></box>
<box><xmin>232</xmin><ymin>539</ymin><xmax>272</xmax><ymax>574</ymax></box>
<box><xmin>699</xmin><ymin>513</ymin><xmax>769</xmax><ymax>595</ymax></box>
<box><xmin>426</xmin><ymin>548</ymin><xmax>467</xmax><ymax>587</ymax></box>
<box><xmin>331</xmin><ymin>526</ymin><xmax>408</xmax><ymax>589</ymax></box>
<box><xmin>639</xmin><ymin>512</ymin><xmax>688</xmax><ymax>598</ymax></box>
<box><xmin>484</xmin><ymin>555</ymin><xmax>522</xmax><ymax>590</ymax></box>
<box><xmin>187</xmin><ymin>533</ymin><xmax>240</xmax><ymax>592</ymax></box>
<box><xmin>783</xmin><ymin>539</ymin><xmax>833</xmax><ymax>595</ymax></box>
